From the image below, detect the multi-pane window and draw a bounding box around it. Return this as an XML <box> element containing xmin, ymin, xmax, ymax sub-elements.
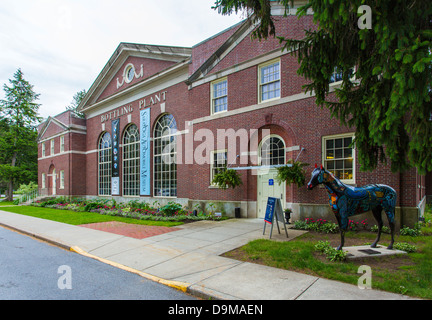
<box><xmin>41</xmin><ymin>173</ymin><xmax>46</xmax><ymax>189</ymax></box>
<box><xmin>50</xmin><ymin>139</ymin><xmax>55</xmax><ymax>155</ymax></box>
<box><xmin>42</xmin><ymin>143</ymin><xmax>46</xmax><ymax>157</ymax></box>
<box><xmin>323</xmin><ymin>134</ymin><xmax>355</xmax><ymax>182</ymax></box>
<box><xmin>259</xmin><ymin>60</ymin><xmax>281</xmax><ymax>102</ymax></box>
<box><xmin>60</xmin><ymin>170</ymin><xmax>65</xmax><ymax>189</ymax></box>
<box><xmin>60</xmin><ymin>135</ymin><xmax>65</xmax><ymax>153</ymax></box>
<box><xmin>329</xmin><ymin>67</ymin><xmax>354</xmax><ymax>84</ymax></box>
<box><xmin>98</xmin><ymin>132</ymin><xmax>112</xmax><ymax>196</ymax></box>
<box><xmin>211</xmin><ymin>78</ymin><xmax>228</xmax><ymax>114</ymax></box>
<box><xmin>123</xmin><ymin>124</ymin><xmax>140</xmax><ymax>196</ymax></box>
<box><xmin>154</xmin><ymin>114</ymin><xmax>177</xmax><ymax>197</ymax></box>
<box><xmin>210</xmin><ymin>150</ymin><xmax>227</xmax><ymax>185</ymax></box>
<box><xmin>260</xmin><ymin>136</ymin><xmax>285</xmax><ymax>166</ymax></box>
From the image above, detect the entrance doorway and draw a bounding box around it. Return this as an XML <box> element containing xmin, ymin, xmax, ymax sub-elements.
<box><xmin>257</xmin><ymin>135</ymin><xmax>286</xmax><ymax>218</ymax></box>
<box><xmin>48</xmin><ymin>165</ymin><xmax>56</xmax><ymax>196</ymax></box>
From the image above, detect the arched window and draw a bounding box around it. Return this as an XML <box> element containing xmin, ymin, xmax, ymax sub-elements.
<box><xmin>154</xmin><ymin>114</ymin><xmax>177</xmax><ymax>197</ymax></box>
<box><xmin>98</xmin><ymin>132</ymin><xmax>112</xmax><ymax>195</ymax></box>
<box><xmin>123</xmin><ymin>124</ymin><xmax>140</xmax><ymax>196</ymax></box>
<box><xmin>260</xmin><ymin>135</ymin><xmax>286</xmax><ymax>166</ymax></box>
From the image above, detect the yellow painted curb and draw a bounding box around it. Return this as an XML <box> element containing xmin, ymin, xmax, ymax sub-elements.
<box><xmin>70</xmin><ymin>246</ymin><xmax>190</xmax><ymax>293</ymax></box>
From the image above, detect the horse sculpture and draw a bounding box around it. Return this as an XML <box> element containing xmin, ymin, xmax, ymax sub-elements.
<box><xmin>307</xmin><ymin>164</ymin><xmax>396</xmax><ymax>250</ymax></box>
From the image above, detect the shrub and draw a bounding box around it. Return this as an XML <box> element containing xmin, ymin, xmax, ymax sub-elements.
<box><xmin>314</xmin><ymin>240</ymin><xmax>347</xmax><ymax>262</ymax></box>
<box><xmin>158</xmin><ymin>201</ymin><xmax>184</xmax><ymax>216</ymax></box>
<box><xmin>400</xmin><ymin>226</ymin><xmax>422</xmax><ymax>237</ymax></box>
<box><xmin>394</xmin><ymin>242</ymin><xmax>417</xmax><ymax>253</ymax></box>
<box><xmin>293</xmin><ymin>218</ymin><xmax>339</xmax><ymax>234</ymax></box>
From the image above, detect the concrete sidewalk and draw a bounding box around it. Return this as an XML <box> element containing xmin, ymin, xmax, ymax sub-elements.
<box><xmin>0</xmin><ymin>210</ymin><xmax>417</xmax><ymax>300</ymax></box>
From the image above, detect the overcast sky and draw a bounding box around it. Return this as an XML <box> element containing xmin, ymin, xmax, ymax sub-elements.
<box><xmin>0</xmin><ymin>0</ymin><xmax>244</xmax><ymax>120</ymax></box>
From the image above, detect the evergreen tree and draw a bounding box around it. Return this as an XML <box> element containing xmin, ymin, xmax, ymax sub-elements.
<box><xmin>66</xmin><ymin>89</ymin><xmax>86</xmax><ymax>118</ymax></box>
<box><xmin>214</xmin><ymin>0</ymin><xmax>432</xmax><ymax>174</ymax></box>
<box><xmin>0</xmin><ymin>69</ymin><xmax>41</xmax><ymax>201</ymax></box>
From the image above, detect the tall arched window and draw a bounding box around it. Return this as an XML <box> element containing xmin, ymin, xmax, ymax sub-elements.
<box><xmin>123</xmin><ymin>124</ymin><xmax>140</xmax><ymax>196</ymax></box>
<box><xmin>98</xmin><ymin>132</ymin><xmax>112</xmax><ymax>196</ymax></box>
<box><xmin>260</xmin><ymin>135</ymin><xmax>286</xmax><ymax>166</ymax></box>
<box><xmin>154</xmin><ymin>114</ymin><xmax>177</xmax><ymax>197</ymax></box>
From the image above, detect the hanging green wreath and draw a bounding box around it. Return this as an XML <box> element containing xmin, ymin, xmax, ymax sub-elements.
<box><xmin>212</xmin><ymin>168</ymin><xmax>243</xmax><ymax>190</ymax></box>
<box><xmin>276</xmin><ymin>160</ymin><xmax>309</xmax><ymax>188</ymax></box>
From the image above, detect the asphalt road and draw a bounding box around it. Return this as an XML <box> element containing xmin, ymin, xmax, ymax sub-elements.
<box><xmin>0</xmin><ymin>226</ymin><xmax>196</xmax><ymax>300</ymax></box>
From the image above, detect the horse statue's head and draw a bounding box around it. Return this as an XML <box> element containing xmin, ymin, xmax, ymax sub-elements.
<box><xmin>307</xmin><ymin>164</ymin><xmax>326</xmax><ymax>190</ymax></box>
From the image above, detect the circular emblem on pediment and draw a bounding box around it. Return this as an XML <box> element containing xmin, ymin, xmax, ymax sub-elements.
<box><xmin>124</xmin><ymin>64</ymin><xmax>135</xmax><ymax>84</ymax></box>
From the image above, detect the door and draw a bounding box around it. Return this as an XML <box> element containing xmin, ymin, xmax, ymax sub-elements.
<box><xmin>257</xmin><ymin>169</ymin><xmax>285</xmax><ymax>218</ymax></box>
<box><xmin>257</xmin><ymin>135</ymin><xmax>286</xmax><ymax>218</ymax></box>
<box><xmin>52</xmin><ymin>169</ymin><xmax>56</xmax><ymax>196</ymax></box>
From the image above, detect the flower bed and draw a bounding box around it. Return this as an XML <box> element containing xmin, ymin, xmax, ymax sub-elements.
<box><xmin>31</xmin><ymin>197</ymin><xmax>227</xmax><ymax>222</ymax></box>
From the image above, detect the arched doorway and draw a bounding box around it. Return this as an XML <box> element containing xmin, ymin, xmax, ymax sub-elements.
<box><xmin>257</xmin><ymin>135</ymin><xmax>286</xmax><ymax>218</ymax></box>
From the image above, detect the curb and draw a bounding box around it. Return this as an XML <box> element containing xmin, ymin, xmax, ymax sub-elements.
<box><xmin>69</xmin><ymin>246</ymin><xmax>191</xmax><ymax>294</ymax></box>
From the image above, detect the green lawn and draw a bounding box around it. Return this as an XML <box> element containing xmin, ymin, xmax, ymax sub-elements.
<box><xmin>0</xmin><ymin>201</ymin><xmax>14</xmax><ymax>206</ymax></box>
<box><xmin>0</xmin><ymin>205</ymin><xmax>182</xmax><ymax>227</ymax></box>
<box><xmin>224</xmin><ymin>230</ymin><xmax>432</xmax><ymax>299</ymax></box>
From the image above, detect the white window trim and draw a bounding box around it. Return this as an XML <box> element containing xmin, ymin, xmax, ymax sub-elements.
<box><xmin>122</xmin><ymin>124</ymin><xmax>140</xmax><ymax>197</ymax></box>
<box><xmin>210</xmin><ymin>77</ymin><xmax>228</xmax><ymax>115</ymax></box>
<box><xmin>60</xmin><ymin>135</ymin><xmax>65</xmax><ymax>153</ymax></box>
<box><xmin>42</xmin><ymin>143</ymin><xmax>46</xmax><ymax>158</ymax></box>
<box><xmin>209</xmin><ymin>149</ymin><xmax>228</xmax><ymax>187</ymax></box>
<box><xmin>50</xmin><ymin>139</ymin><xmax>55</xmax><ymax>156</ymax></box>
<box><xmin>41</xmin><ymin>173</ymin><xmax>46</xmax><ymax>189</ymax></box>
<box><xmin>258</xmin><ymin>134</ymin><xmax>286</xmax><ymax>166</ymax></box>
<box><xmin>329</xmin><ymin>66</ymin><xmax>356</xmax><ymax>87</ymax></box>
<box><xmin>60</xmin><ymin>170</ymin><xmax>65</xmax><ymax>189</ymax></box>
<box><xmin>322</xmin><ymin>132</ymin><xmax>356</xmax><ymax>184</ymax></box>
<box><xmin>153</xmin><ymin>115</ymin><xmax>178</xmax><ymax>198</ymax></box>
<box><xmin>258</xmin><ymin>58</ymin><xmax>281</xmax><ymax>104</ymax></box>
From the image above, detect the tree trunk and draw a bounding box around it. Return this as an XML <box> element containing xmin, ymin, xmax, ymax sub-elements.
<box><xmin>5</xmin><ymin>151</ymin><xmax>17</xmax><ymax>202</ymax></box>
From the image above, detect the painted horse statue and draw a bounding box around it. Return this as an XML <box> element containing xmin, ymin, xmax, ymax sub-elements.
<box><xmin>307</xmin><ymin>165</ymin><xmax>396</xmax><ymax>250</ymax></box>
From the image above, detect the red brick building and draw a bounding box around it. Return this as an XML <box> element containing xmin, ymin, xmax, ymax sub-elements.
<box><xmin>37</xmin><ymin>3</ymin><xmax>426</xmax><ymax>227</ymax></box>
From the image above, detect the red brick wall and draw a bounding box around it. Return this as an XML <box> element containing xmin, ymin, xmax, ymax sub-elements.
<box><xmin>38</xmin><ymin>14</ymin><xmax>419</xmax><ymax>210</ymax></box>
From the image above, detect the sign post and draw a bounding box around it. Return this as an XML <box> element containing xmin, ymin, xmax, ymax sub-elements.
<box><xmin>263</xmin><ymin>197</ymin><xmax>288</xmax><ymax>239</ymax></box>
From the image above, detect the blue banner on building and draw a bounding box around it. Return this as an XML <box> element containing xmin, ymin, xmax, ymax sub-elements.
<box><xmin>140</xmin><ymin>108</ymin><xmax>151</xmax><ymax>195</ymax></box>
<box><xmin>112</xmin><ymin>119</ymin><xmax>120</xmax><ymax>195</ymax></box>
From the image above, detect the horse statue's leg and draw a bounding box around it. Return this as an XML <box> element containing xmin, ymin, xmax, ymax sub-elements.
<box><xmin>384</xmin><ymin>209</ymin><xmax>395</xmax><ymax>250</ymax></box>
<box><xmin>371</xmin><ymin>206</ymin><xmax>383</xmax><ymax>248</ymax></box>
<box><xmin>335</xmin><ymin>213</ymin><xmax>346</xmax><ymax>251</ymax></box>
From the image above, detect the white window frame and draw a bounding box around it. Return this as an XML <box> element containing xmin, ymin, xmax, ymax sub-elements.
<box><xmin>322</xmin><ymin>133</ymin><xmax>356</xmax><ymax>184</ymax></box>
<box><xmin>122</xmin><ymin>124</ymin><xmax>140</xmax><ymax>197</ymax></box>
<box><xmin>50</xmin><ymin>139</ymin><xmax>55</xmax><ymax>155</ymax></box>
<box><xmin>153</xmin><ymin>114</ymin><xmax>177</xmax><ymax>198</ymax></box>
<box><xmin>98</xmin><ymin>132</ymin><xmax>112</xmax><ymax>196</ymax></box>
<box><xmin>210</xmin><ymin>149</ymin><xmax>227</xmax><ymax>187</ymax></box>
<box><xmin>41</xmin><ymin>173</ymin><xmax>46</xmax><ymax>189</ymax></box>
<box><xmin>60</xmin><ymin>135</ymin><xmax>65</xmax><ymax>153</ymax></box>
<box><xmin>60</xmin><ymin>170</ymin><xmax>65</xmax><ymax>189</ymax></box>
<box><xmin>258</xmin><ymin>58</ymin><xmax>281</xmax><ymax>103</ymax></box>
<box><xmin>329</xmin><ymin>66</ymin><xmax>356</xmax><ymax>86</ymax></box>
<box><xmin>42</xmin><ymin>143</ymin><xmax>46</xmax><ymax>158</ymax></box>
<box><xmin>211</xmin><ymin>77</ymin><xmax>228</xmax><ymax>115</ymax></box>
<box><xmin>258</xmin><ymin>134</ymin><xmax>286</xmax><ymax>166</ymax></box>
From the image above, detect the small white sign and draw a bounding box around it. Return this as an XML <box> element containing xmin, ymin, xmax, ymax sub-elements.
<box><xmin>112</xmin><ymin>177</ymin><xmax>120</xmax><ymax>195</ymax></box>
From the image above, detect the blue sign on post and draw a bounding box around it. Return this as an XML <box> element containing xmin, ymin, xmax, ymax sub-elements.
<box><xmin>264</xmin><ymin>197</ymin><xmax>276</xmax><ymax>224</ymax></box>
<box><xmin>269</xmin><ymin>179</ymin><xmax>274</xmax><ymax>186</ymax></box>
<box><xmin>263</xmin><ymin>197</ymin><xmax>288</xmax><ymax>239</ymax></box>
<box><xmin>140</xmin><ymin>108</ymin><xmax>151</xmax><ymax>196</ymax></box>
